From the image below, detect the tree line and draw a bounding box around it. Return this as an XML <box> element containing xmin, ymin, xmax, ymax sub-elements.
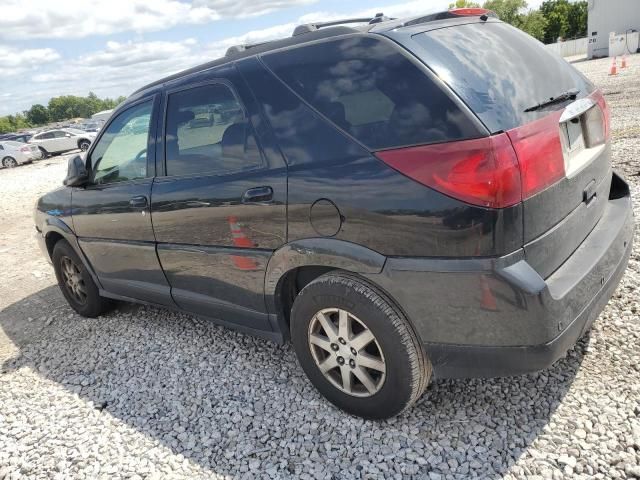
<box><xmin>0</xmin><ymin>92</ymin><xmax>126</xmax><ymax>134</ymax></box>
<box><xmin>449</xmin><ymin>0</ymin><xmax>588</xmax><ymax>43</ymax></box>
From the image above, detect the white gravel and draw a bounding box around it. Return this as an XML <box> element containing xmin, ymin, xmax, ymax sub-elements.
<box><xmin>0</xmin><ymin>54</ymin><xmax>639</xmax><ymax>480</ymax></box>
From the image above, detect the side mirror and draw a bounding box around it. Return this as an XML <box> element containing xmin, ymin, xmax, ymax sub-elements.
<box><xmin>63</xmin><ymin>155</ymin><xmax>89</xmax><ymax>187</ymax></box>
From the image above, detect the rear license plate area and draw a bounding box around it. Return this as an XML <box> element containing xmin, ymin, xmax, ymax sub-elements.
<box><xmin>559</xmin><ymin>105</ymin><xmax>604</xmax><ymax>177</ymax></box>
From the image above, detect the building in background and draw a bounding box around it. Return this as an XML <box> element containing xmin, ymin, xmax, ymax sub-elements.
<box><xmin>587</xmin><ymin>0</ymin><xmax>640</xmax><ymax>58</ymax></box>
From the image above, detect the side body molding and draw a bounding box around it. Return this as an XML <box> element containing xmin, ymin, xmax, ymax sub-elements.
<box><xmin>264</xmin><ymin>238</ymin><xmax>387</xmax><ymax>313</ymax></box>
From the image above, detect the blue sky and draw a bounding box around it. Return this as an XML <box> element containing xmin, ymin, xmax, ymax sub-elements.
<box><xmin>0</xmin><ymin>0</ymin><xmax>542</xmax><ymax>115</ymax></box>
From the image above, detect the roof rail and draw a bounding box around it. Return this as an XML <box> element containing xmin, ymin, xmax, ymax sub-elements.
<box><xmin>225</xmin><ymin>41</ymin><xmax>271</xmax><ymax>57</ymax></box>
<box><xmin>292</xmin><ymin>12</ymin><xmax>391</xmax><ymax>36</ymax></box>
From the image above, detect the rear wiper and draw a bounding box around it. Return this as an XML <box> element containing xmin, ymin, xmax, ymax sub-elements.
<box><xmin>524</xmin><ymin>88</ymin><xmax>579</xmax><ymax>112</ymax></box>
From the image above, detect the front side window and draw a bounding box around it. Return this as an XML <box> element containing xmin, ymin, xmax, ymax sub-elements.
<box><xmin>165</xmin><ymin>83</ymin><xmax>262</xmax><ymax>177</ymax></box>
<box><xmin>52</xmin><ymin>131</ymin><xmax>67</xmax><ymax>138</ymax></box>
<box><xmin>90</xmin><ymin>101</ymin><xmax>152</xmax><ymax>185</ymax></box>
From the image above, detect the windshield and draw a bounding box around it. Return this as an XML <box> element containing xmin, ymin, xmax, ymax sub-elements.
<box><xmin>407</xmin><ymin>22</ymin><xmax>595</xmax><ymax>132</ymax></box>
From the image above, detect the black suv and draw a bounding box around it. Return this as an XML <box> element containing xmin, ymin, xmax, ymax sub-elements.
<box><xmin>35</xmin><ymin>9</ymin><xmax>634</xmax><ymax>419</ymax></box>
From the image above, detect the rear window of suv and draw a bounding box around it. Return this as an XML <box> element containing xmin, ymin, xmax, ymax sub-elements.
<box><xmin>262</xmin><ymin>36</ymin><xmax>482</xmax><ymax>150</ymax></box>
<box><xmin>408</xmin><ymin>22</ymin><xmax>595</xmax><ymax>132</ymax></box>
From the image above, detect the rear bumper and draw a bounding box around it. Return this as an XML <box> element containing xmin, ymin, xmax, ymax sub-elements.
<box><xmin>364</xmin><ymin>173</ymin><xmax>634</xmax><ymax>378</ymax></box>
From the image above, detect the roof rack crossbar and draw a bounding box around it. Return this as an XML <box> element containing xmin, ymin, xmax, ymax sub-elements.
<box><xmin>293</xmin><ymin>13</ymin><xmax>391</xmax><ymax>36</ymax></box>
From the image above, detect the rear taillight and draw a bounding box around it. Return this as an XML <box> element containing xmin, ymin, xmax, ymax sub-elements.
<box><xmin>506</xmin><ymin>111</ymin><xmax>565</xmax><ymax>199</ymax></box>
<box><xmin>591</xmin><ymin>89</ymin><xmax>610</xmax><ymax>142</ymax></box>
<box><xmin>376</xmin><ymin>112</ymin><xmax>570</xmax><ymax>208</ymax></box>
<box><xmin>20</xmin><ymin>146</ymin><xmax>30</xmax><ymax>153</ymax></box>
<box><xmin>375</xmin><ymin>134</ymin><xmax>522</xmax><ymax>209</ymax></box>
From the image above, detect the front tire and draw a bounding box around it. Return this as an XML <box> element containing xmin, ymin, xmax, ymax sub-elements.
<box><xmin>52</xmin><ymin>240</ymin><xmax>112</xmax><ymax>317</ymax></box>
<box><xmin>38</xmin><ymin>147</ymin><xmax>49</xmax><ymax>158</ymax></box>
<box><xmin>291</xmin><ymin>272</ymin><xmax>431</xmax><ymax>419</ymax></box>
<box><xmin>2</xmin><ymin>157</ymin><xmax>18</xmax><ymax>168</ymax></box>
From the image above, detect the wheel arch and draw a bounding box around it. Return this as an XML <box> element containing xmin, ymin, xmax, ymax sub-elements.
<box><xmin>265</xmin><ymin>238</ymin><xmax>387</xmax><ymax>335</ymax></box>
<box><xmin>41</xmin><ymin>221</ymin><xmax>103</xmax><ymax>290</ymax></box>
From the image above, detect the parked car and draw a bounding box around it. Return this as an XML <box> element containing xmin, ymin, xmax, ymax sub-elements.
<box><xmin>0</xmin><ymin>140</ymin><xmax>41</xmax><ymax>167</ymax></box>
<box><xmin>29</xmin><ymin>128</ymin><xmax>96</xmax><ymax>156</ymax></box>
<box><xmin>77</xmin><ymin>122</ymin><xmax>102</xmax><ymax>133</ymax></box>
<box><xmin>34</xmin><ymin>8</ymin><xmax>634</xmax><ymax>419</ymax></box>
<box><xmin>0</xmin><ymin>133</ymin><xmax>33</xmax><ymax>143</ymax></box>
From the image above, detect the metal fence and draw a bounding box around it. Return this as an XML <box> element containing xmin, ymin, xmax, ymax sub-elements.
<box><xmin>544</xmin><ymin>37</ymin><xmax>588</xmax><ymax>58</ymax></box>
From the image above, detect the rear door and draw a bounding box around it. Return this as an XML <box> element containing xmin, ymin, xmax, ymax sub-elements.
<box><xmin>150</xmin><ymin>65</ymin><xmax>287</xmax><ymax>332</ymax></box>
<box><xmin>393</xmin><ymin>21</ymin><xmax>611</xmax><ymax>277</ymax></box>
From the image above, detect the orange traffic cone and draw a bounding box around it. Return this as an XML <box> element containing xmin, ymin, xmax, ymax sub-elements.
<box><xmin>479</xmin><ymin>275</ymin><xmax>497</xmax><ymax>311</ymax></box>
<box><xmin>227</xmin><ymin>216</ymin><xmax>259</xmax><ymax>271</ymax></box>
<box><xmin>621</xmin><ymin>54</ymin><xmax>627</xmax><ymax>69</ymax></box>
<box><xmin>609</xmin><ymin>56</ymin><xmax>618</xmax><ymax>75</ymax></box>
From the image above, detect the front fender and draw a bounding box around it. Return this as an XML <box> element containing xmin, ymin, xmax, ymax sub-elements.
<box><xmin>38</xmin><ymin>219</ymin><xmax>103</xmax><ymax>290</ymax></box>
<box><xmin>264</xmin><ymin>238</ymin><xmax>386</xmax><ymax>313</ymax></box>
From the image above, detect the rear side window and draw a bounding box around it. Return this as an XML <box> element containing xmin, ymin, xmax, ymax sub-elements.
<box><xmin>408</xmin><ymin>22</ymin><xmax>595</xmax><ymax>132</ymax></box>
<box><xmin>262</xmin><ymin>36</ymin><xmax>481</xmax><ymax>150</ymax></box>
<box><xmin>165</xmin><ymin>83</ymin><xmax>263</xmax><ymax>177</ymax></box>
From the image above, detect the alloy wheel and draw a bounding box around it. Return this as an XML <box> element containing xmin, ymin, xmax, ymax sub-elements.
<box><xmin>308</xmin><ymin>307</ymin><xmax>386</xmax><ymax>397</ymax></box>
<box><xmin>60</xmin><ymin>256</ymin><xmax>87</xmax><ymax>304</ymax></box>
<box><xmin>3</xmin><ymin>157</ymin><xmax>17</xmax><ymax>168</ymax></box>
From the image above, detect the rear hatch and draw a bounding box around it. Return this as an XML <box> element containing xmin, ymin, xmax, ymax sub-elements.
<box><xmin>388</xmin><ymin>20</ymin><xmax>612</xmax><ymax>278</ymax></box>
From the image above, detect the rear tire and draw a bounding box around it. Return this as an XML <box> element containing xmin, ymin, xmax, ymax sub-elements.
<box><xmin>52</xmin><ymin>240</ymin><xmax>112</xmax><ymax>317</ymax></box>
<box><xmin>79</xmin><ymin>140</ymin><xmax>91</xmax><ymax>152</ymax></box>
<box><xmin>290</xmin><ymin>271</ymin><xmax>431</xmax><ymax>419</ymax></box>
<box><xmin>2</xmin><ymin>157</ymin><xmax>18</xmax><ymax>168</ymax></box>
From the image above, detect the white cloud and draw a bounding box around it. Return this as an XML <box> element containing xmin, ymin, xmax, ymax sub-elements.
<box><xmin>0</xmin><ymin>0</ymin><xmax>466</xmax><ymax>114</ymax></box>
<box><xmin>0</xmin><ymin>0</ymin><xmax>316</xmax><ymax>40</ymax></box>
<box><xmin>0</xmin><ymin>45</ymin><xmax>60</xmax><ymax>76</ymax></box>
<box><xmin>193</xmin><ymin>0</ymin><xmax>316</xmax><ymax>18</ymax></box>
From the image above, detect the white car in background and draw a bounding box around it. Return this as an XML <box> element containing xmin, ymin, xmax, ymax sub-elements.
<box><xmin>0</xmin><ymin>141</ymin><xmax>42</xmax><ymax>168</ymax></box>
<box><xmin>29</xmin><ymin>128</ymin><xmax>96</xmax><ymax>157</ymax></box>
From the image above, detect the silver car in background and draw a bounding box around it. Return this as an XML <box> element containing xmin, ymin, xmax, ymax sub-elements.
<box><xmin>0</xmin><ymin>141</ymin><xmax>42</xmax><ymax>168</ymax></box>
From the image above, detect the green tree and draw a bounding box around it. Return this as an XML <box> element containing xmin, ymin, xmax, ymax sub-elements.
<box><xmin>483</xmin><ymin>0</ymin><xmax>527</xmax><ymax>25</ymax></box>
<box><xmin>566</xmin><ymin>1</ymin><xmax>588</xmax><ymax>38</ymax></box>
<box><xmin>540</xmin><ymin>0</ymin><xmax>571</xmax><ymax>43</ymax></box>
<box><xmin>25</xmin><ymin>104</ymin><xmax>49</xmax><ymax>125</ymax></box>
<box><xmin>0</xmin><ymin>114</ymin><xmax>30</xmax><ymax>134</ymax></box>
<box><xmin>449</xmin><ymin>0</ymin><xmax>480</xmax><ymax>8</ymax></box>
<box><xmin>519</xmin><ymin>9</ymin><xmax>548</xmax><ymax>41</ymax></box>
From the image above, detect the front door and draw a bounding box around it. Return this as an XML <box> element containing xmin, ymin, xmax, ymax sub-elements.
<box><xmin>150</xmin><ymin>67</ymin><xmax>287</xmax><ymax>332</ymax></box>
<box><xmin>72</xmin><ymin>96</ymin><xmax>173</xmax><ymax>306</ymax></box>
<box><xmin>48</xmin><ymin>130</ymin><xmax>73</xmax><ymax>152</ymax></box>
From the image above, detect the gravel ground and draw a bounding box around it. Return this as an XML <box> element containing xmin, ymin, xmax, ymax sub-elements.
<box><xmin>1</xmin><ymin>55</ymin><xmax>639</xmax><ymax>480</ymax></box>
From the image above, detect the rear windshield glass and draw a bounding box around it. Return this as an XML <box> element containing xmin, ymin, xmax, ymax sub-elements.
<box><xmin>262</xmin><ymin>36</ymin><xmax>481</xmax><ymax>150</ymax></box>
<box><xmin>409</xmin><ymin>22</ymin><xmax>594</xmax><ymax>132</ymax></box>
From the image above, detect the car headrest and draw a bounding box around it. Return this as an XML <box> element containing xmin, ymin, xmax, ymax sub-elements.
<box><xmin>175</xmin><ymin>110</ymin><xmax>195</xmax><ymax>126</ymax></box>
<box><xmin>323</xmin><ymin>101</ymin><xmax>349</xmax><ymax>130</ymax></box>
<box><xmin>221</xmin><ymin>123</ymin><xmax>246</xmax><ymax>158</ymax></box>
